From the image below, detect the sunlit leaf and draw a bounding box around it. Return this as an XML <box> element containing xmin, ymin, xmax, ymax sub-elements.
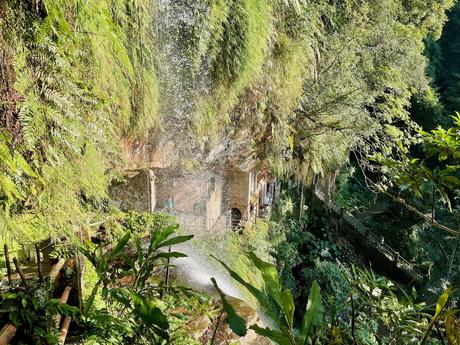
<box><xmin>299</xmin><ymin>280</ymin><xmax>324</xmax><ymax>344</ymax></box>
<box><xmin>211</xmin><ymin>277</ymin><xmax>247</xmax><ymax>337</ymax></box>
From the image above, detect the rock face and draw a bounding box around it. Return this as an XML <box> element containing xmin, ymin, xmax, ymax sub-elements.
<box><xmin>192</xmin><ymin>297</ymin><xmax>271</xmax><ymax>345</ymax></box>
<box><xmin>109</xmin><ymin>170</ymin><xmax>154</xmax><ymax>212</ymax></box>
<box><xmin>226</xmin><ymin>297</ymin><xmax>271</xmax><ymax>345</ymax></box>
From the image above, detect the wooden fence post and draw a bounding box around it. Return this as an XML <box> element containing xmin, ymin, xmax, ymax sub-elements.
<box><xmin>13</xmin><ymin>258</ymin><xmax>28</xmax><ymax>289</ymax></box>
<box><xmin>75</xmin><ymin>246</ymin><xmax>83</xmax><ymax>313</ymax></box>
<box><xmin>35</xmin><ymin>245</ymin><xmax>42</xmax><ymax>282</ymax></box>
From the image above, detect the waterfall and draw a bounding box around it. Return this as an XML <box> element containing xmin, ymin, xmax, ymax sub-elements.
<box><xmin>153</xmin><ymin>0</ymin><xmax>211</xmax><ymax>159</ymax></box>
<box><xmin>151</xmin><ymin>0</ymin><xmax>250</xmax><ymax>304</ymax></box>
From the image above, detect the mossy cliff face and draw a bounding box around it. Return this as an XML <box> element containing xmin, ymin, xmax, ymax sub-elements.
<box><xmin>144</xmin><ymin>0</ymin><xmax>454</xmax><ymax>181</ymax></box>
<box><xmin>0</xmin><ymin>0</ymin><xmax>455</xmax><ymax>242</ymax></box>
<box><xmin>0</xmin><ymin>0</ymin><xmax>159</xmax><ymax>241</ymax></box>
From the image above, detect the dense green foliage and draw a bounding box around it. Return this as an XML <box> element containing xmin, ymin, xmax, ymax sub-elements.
<box><xmin>164</xmin><ymin>0</ymin><xmax>454</xmax><ymax>181</ymax></box>
<box><xmin>0</xmin><ymin>285</ymin><xmax>78</xmax><ymax>344</ymax></box>
<box><xmin>424</xmin><ymin>2</ymin><xmax>460</xmax><ymax>120</ymax></box>
<box><xmin>332</xmin><ymin>2</ymin><xmax>460</xmax><ymax>299</ymax></box>
<box><xmin>78</xmin><ymin>223</ymin><xmax>198</xmax><ymax>344</ymax></box>
<box><xmin>262</xmin><ymin>182</ymin><xmax>460</xmax><ymax>344</ymax></box>
<box><xmin>0</xmin><ymin>0</ymin><xmax>158</xmax><ymax>244</ymax></box>
<box><xmin>216</xmin><ymin>250</ymin><xmax>460</xmax><ymax>344</ymax></box>
<box><xmin>1</xmin><ymin>0</ymin><xmax>460</xmax><ymax>344</ymax></box>
<box><xmin>245</xmin><ymin>0</ymin><xmax>453</xmax><ymax>181</ymax></box>
<box><xmin>215</xmin><ymin>253</ymin><xmax>325</xmax><ymax>345</ymax></box>
<box><xmin>0</xmin><ymin>0</ymin><xmax>455</xmax><ymax>242</ymax></box>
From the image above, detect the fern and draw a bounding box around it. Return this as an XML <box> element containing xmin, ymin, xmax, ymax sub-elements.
<box><xmin>0</xmin><ymin>130</ymin><xmax>37</xmax><ymax>218</ymax></box>
<box><xmin>0</xmin><ymin>0</ymin><xmax>161</xmax><ymax>242</ymax></box>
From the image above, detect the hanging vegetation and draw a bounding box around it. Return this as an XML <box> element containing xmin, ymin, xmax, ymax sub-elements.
<box><xmin>0</xmin><ymin>0</ymin><xmax>159</xmax><ymax>242</ymax></box>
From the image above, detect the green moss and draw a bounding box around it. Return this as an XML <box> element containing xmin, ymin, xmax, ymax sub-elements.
<box><xmin>270</xmin><ymin>34</ymin><xmax>310</xmax><ymax>112</ymax></box>
<box><xmin>73</xmin><ymin>0</ymin><xmax>159</xmax><ymax>138</ymax></box>
<box><xmin>226</xmin><ymin>0</ymin><xmax>273</xmax><ymax>95</ymax></box>
<box><xmin>224</xmin><ymin>220</ymin><xmax>274</xmax><ymax>306</ymax></box>
<box><xmin>82</xmin><ymin>256</ymin><xmax>105</xmax><ymax>311</ymax></box>
<box><xmin>121</xmin><ymin>211</ymin><xmax>174</xmax><ymax>239</ymax></box>
<box><xmin>192</xmin><ymin>0</ymin><xmax>275</xmax><ymax>140</ymax></box>
<box><xmin>191</xmin><ymin>0</ymin><xmax>231</xmax><ymax>71</ymax></box>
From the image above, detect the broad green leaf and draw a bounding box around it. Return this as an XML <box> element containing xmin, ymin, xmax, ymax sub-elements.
<box><xmin>83</xmin><ymin>239</ymin><xmax>96</xmax><ymax>251</ymax></box>
<box><xmin>247</xmin><ymin>252</ymin><xmax>282</xmax><ymax>306</ymax></box>
<box><xmin>152</xmin><ymin>251</ymin><xmax>188</xmax><ymax>260</ymax></box>
<box><xmin>149</xmin><ymin>229</ymin><xmax>163</xmax><ymax>253</ymax></box>
<box><xmin>435</xmin><ymin>288</ymin><xmax>453</xmax><ymax>318</ymax></box>
<box><xmin>109</xmin><ymin>287</ymin><xmax>131</xmax><ymax>308</ymax></box>
<box><xmin>212</xmin><ymin>255</ymin><xmax>268</xmax><ymax>309</ymax></box>
<box><xmin>130</xmin><ymin>290</ymin><xmax>169</xmax><ymax>330</ymax></box>
<box><xmin>421</xmin><ymin>288</ymin><xmax>454</xmax><ymax>345</ymax></box>
<box><xmin>107</xmin><ymin>231</ymin><xmax>131</xmax><ymax>260</ymax></box>
<box><xmin>211</xmin><ymin>277</ymin><xmax>247</xmax><ymax>337</ymax></box>
<box><xmin>158</xmin><ymin>234</ymin><xmax>194</xmax><ymax>248</ymax></box>
<box><xmin>299</xmin><ymin>280</ymin><xmax>324</xmax><ymax>345</ymax></box>
<box><xmin>149</xmin><ymin>224</ymin><xmax>179</xmax><ymax>254</ymax></box>
<box><xmin>249</xmin><ymin>325</ymin><xmax>291</xmax><ymax>345</ymax></box>
<box><xmin>79</xmin><ymin>245</ymin><xmax>99</xmax><ymax>270</ymax></box>
<box><xmin>281</xmin><ymin>289</ymin><xmax>295</xmax><ymax>328</ymax></box>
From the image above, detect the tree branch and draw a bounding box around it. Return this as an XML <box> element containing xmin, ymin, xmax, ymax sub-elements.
<box><xmin>384</xmin><ymin>191</ymin><xmax>460</xmax><ymax>237</ymax></box>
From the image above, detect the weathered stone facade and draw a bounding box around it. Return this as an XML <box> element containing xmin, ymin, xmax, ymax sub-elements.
<box><xmin>228</xmin><ymin>170</ymin><xmax>250</xmax><ymax>221</ymax></box>
<box><xmin>110</xmin><ymin>160</ymin><xmax>274</xmax><ymax>234</ymax></box>
<box><xmin>109</xmin><ymin>170</ymin><xmax>155</xmax><ymax>212</ymax></box>
<box><xmin>227</xmin><ymin>161</ymin><xmax>275</xmax><ymax>227</ymax></box>
<box><xmin>154</xmin><ymin>169</ymin><xmax>226</xmax><ymax>230</ymax></box>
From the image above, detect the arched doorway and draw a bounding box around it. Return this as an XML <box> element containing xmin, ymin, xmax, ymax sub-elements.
<box><xmin>231</xmin><ymin>208</ymin><xmax>242</xmax><ymax>229</ymax></box>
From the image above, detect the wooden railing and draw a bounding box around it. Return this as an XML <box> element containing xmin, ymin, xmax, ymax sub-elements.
<box><xmin>175</xmin><ymin>214</ymin><xmax>231</xmax><ymax>233</ymax></box>
<box><xmin>315</xmin><ymin>187</ymin><xmax>422</xmax><ymax>281</ymax></box>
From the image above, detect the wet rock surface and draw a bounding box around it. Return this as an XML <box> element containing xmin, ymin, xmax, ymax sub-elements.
<box><xmin>191</xmin><ymin>297</ymin><xmax>270</xmax><ymax>345</ymax></box>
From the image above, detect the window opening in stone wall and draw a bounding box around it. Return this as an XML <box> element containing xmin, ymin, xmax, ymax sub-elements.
<box><xmin>231</xmin><ymin>208</ymin><xmax>242</xmax><ymax>229</ymax></box>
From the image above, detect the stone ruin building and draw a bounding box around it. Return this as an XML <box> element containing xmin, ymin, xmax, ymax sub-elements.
<box><xmin>110</xmin><ymin>140</ymin><xmax>277</xmax><ymax>235</ymax></box>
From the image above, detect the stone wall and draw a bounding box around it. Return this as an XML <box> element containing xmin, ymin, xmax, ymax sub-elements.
<box><xmin>109</xmin><ymin>164</ymin><xmax>270</xmax><ymax>233</ymax></box>
<box><xmin>228</xmin><ymin>170</ymin><xmax>250</xmax><ymax>220</ymax></box>
<box><xmin>206</xmin><ymin>176</ymin><xmax>225</xmax><ymax>228</ymax></box>
<box><xmin>109</xmin><ymin>170</ymin><xmax>155</xmax><ymax>212</ymax></box>
<box><xmin>155</xmin><ymin>171</ymin><xmax>211</xmax><ymax>216</ymax></box>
